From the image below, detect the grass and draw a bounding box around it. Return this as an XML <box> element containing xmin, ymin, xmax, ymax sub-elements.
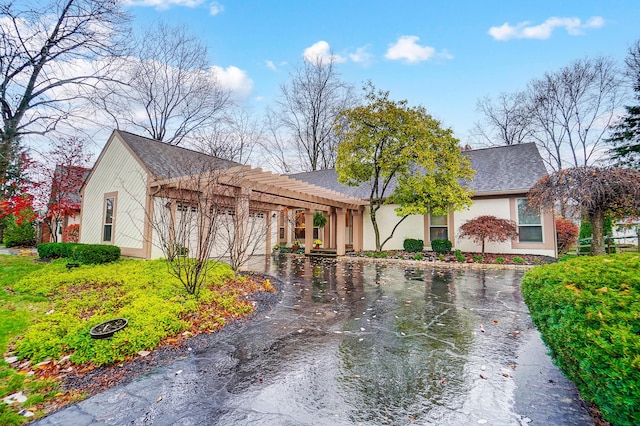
<box><xmin>0</xmin><ymin>255</ymin><xmax>273</xmax><ymax>424</ymax></box>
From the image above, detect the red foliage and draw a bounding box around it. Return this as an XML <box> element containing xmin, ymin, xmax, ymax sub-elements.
<box><xmin>0</xmin><ymin>151</ymin><xmax>38</xmax><ymax>224</ymax></box>
<box><xmin>555</xmin><ymin>218</ymin><xmax>579</xmax><ymax>254</ymax></box>
<box><xmin>62</xmin><ymin>224</ymin><xmax>80</xmax><ymax>243</ymax></box>
<box><xmin>458</xmin><ymin>215</ymin><xmax>519</xmax><ymax>254</ymax></box>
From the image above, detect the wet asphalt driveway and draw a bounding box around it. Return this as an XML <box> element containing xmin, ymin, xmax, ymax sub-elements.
<box><xmin>35</xmin><ymin>257</ymin><xmax>594</xmax><ymax>425</ymax></box>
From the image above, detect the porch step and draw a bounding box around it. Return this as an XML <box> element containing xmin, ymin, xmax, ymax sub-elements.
<box><xmin>305</xmin><ymin>248</ymin><xmax>353</xmax><ymax>258</ymax></box>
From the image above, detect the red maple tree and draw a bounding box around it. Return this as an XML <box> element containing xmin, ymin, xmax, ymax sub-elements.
<box><xmin>458</xmin><ymin>215</ymin><xmax>519</xmax><ymax>254</ymax></box>
<box><xmin>40</xmin><ymin>137</ymin><xmax>92</xmax><ymax>242</ymax></box>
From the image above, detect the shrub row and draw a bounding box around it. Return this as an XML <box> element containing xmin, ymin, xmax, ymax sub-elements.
<box><xmin>521</xmin><ymin>254</ymin><xmax>640</xmax><ymax>425</ymax></box>
<box><xmin>37</xmin><ymin>242</ymin><xmax>120</xmax><ymax>264</ymax></box>
<box><xmin>431</xmin><ymin>239</ymin><xmax>452</xmax><ymax>253</ymax></box>
<box><xmin>403</xmin><ymin>238</ymin><xmax>424</xmax><ymax>253</ymax></box>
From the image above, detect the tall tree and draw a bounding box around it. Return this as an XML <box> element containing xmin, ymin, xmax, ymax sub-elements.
<box><xmin>475</xmin><ymin>56</ymin><xmax>622</xmax><ymax>172</ymax></box>
<box><xmin>607</xmin><ymin>40</ymin><xmax>640</xmax><ymax>168</ymax></box>
<box><xmin>335</xmin><ymin>83</ymin><xmax>474</xmax><ymax>251</ymax></box>
<box><xmin>268</xmin><ymin>55</ymin><xmax>355</xmax><ymax>171</ymax></box>
<box><xmin>96</xmin><ymin>22</ymin><xmax>231</xmax><ymax>145</ymax></box>
<box><xmin>0</xmin><ymin>0</ymin><xmax>128</xmax><ymax>178</ymax></box>
<box><xmin>528</xmin><ymin>57</ymin><xmax>621</xmax><ymax>172</ymax></box>
<box><xmin>188</xmin><ymin>107</ymin><xmax>262</xmax><ymax>164</ymax></box>
<box><xmin>474</xmin><ymin>91</ymin><xmax>533</xmax><ymax>146</ymax></box>
<box><xmin>528</xmin><ymin>166</ymin><xmax>640</xmax><ymax>255</ymax></box>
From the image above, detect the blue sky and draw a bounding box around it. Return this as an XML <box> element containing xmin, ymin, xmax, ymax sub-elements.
<box><xmin>125</xmin><ymin>0</ymin><xmax>639</xmax><ymax>145</ymax></box>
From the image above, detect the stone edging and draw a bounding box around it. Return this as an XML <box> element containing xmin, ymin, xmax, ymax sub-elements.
<box><xmin>335</xmin><ymin>255</ymin><xmax>536</xmax><ymax>270</ymax></box>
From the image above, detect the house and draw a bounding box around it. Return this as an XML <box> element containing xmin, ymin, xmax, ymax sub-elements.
<box><xmin>288</xmin><ymin>143</ymin><xmax>556</xmax><ymax>257</ymax></box>
<box><xmin>80</xmin><ymin>131</ymin><xmax>556</xmax><ymax>260</ymax></box>
<box><xmin>43</xmin><ymin>164</ymin><xmax>90</xmax><ymax>242</ymax></box>
<box><xmin>80</xmin><ymin>130</ymin><xmax>366</xmax><ymax>259</ymax></box>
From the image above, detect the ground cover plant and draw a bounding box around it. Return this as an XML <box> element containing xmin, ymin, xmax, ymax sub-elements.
<box><xmin>0</xmin><ymin>256</ymin><xmax>274</xmax><ymax>424</ymax></box>
<box><xmin>521</xmin><ymin>253</ymin><xmax>640</xmax><ymax>425</ymax></box>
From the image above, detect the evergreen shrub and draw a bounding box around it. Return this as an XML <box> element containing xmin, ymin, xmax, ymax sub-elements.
<box><xmin>403</xmin><ymin>238</ymin><xmax>424</xmax><ymax>253</ymax></box>
<box><xmin>521</xmin><ymin>254</ymin><xmax>640</xmax><ymax>425</ymax></box>
<box><xmin>431</xmin><ymin>239</ymin><xmax>452</xmax><ymax>253</ymax></box>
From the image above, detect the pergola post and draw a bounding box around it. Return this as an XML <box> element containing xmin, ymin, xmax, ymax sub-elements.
<box><xmin>336</xmin><ymin>208</ymin><xmax>346</xmax><ymax>256</ymax></box>
<box><xmin>234</xmin><ymin>187</ymin><xmax>250</xmax><ymax>266</ymax></box>
<box><xmin>265</xmin><ymin>210</ymin><xmax>272</xmax><ymax>255</ymax></box>
<box><xmin>352</xmin><ymin>209</ymin><xmax>363</xmax><ymax>252</ymax></box>
<box><xmin>304</xmin><ymin>209</ymin><xmax>314</xmax><ymax>253</ymax></box>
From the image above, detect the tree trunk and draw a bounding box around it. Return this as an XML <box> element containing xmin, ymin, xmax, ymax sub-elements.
<box><xmin>370</xmin><ymin>206</ymin><xmax>381</xmax><ymax>251</ymax></box>
<box><xmin>590</xmin><ymin>212</ymin><xmax>606</xmax><ymax>255</ymax></box>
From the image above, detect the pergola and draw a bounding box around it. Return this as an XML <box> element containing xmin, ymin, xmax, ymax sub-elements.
<box><xmin>150</xmin><ymin>165</ymin><xmax>368</xmax><ymax>256</ymax></box>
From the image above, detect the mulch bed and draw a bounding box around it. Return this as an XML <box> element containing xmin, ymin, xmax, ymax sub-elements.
<box><xmin>346</xmin><ymin>250</ymin><xmax>557</xmax><ymax>266</ymax></box>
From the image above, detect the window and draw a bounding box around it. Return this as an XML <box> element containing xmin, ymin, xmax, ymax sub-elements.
<box><xmin>294</xmin><ymin>209</ymin><xmax>305</xmax><ymax>240</ymax></box>
<box><xmin>429</xmin><ymin>214</ymin><xmax>448</xmax><ymax>241</ymax></box>
<box><xmin>103</xmin><ymin>197</ymin><xmax>114</xmax><ymax>242</ymax></box>
<box><xmin>517</xmin><ymin>199</ymin><xmax>542</xmax><ymax>242</ymax></box>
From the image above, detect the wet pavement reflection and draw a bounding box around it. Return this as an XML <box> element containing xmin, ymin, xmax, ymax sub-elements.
<box><xmin>36</xmin><ymin>256</ymin><xmax>594</xmax><ymax>425</ymax></box>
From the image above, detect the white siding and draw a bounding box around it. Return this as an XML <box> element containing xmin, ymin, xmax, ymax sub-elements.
<box><xmin>81</xmin><ymin>136</ymin><xmax>148</xmax><ymax>252</ymax></box>
<box><xmin>363</xmin><ymin>205</ymin><xmax>425</xmax><ymax>251</ymax></box>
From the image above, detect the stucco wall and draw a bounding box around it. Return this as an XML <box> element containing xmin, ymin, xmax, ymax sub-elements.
<box><xmin>363</xmin><ymin>205</ymin><xmax>425</xmax><ymax>251</ymax></box>
<box><xmin>80</xmin><ymin>135</ymin><xmax>148</xmax><ymax>256</ymax></box>
<box><xmin>361</xmin><ymin>197</ymin><xmax>556</xmax><ymax>257</ymax></box>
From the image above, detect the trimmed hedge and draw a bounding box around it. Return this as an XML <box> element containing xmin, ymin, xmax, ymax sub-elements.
<box><xmin>403</xmin><ymin>238</ymin><xmax>424</xmax><ymax>253</ymax></box>
<box><xmin>521</xmin><ymin>254</ymin><xmax>640</xmax><ymax>425</ymax></box>
<box><xmin>431</xmin><ymin>239</ymin><xmax>452</xmax><ymax>253</ymax></box>
<box><xmin>37</xmin><ymin>242</ymin><xmax>120</xmax><ymax>264</ymax></box>
<box><xmin>73</xmin><ymin>244</ymin><xmax>121</xmax><ymax>264</ymax></box>
<box><xmin>37</xmin><ymin>242</ymin><xmax>79</xmax><ymax>259</ymax></box>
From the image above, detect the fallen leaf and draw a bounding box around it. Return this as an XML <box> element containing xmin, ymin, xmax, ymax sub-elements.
<box><xmin>156</xmin><ymin>396</ymin><xmax>163</xmax><ymax>402</ymax></box>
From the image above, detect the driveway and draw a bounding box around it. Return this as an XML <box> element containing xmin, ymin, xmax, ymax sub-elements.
<box><xmin>35</xmin><ymin>256</ymin><xmax>593</xmax><ymax>425</ymax></box>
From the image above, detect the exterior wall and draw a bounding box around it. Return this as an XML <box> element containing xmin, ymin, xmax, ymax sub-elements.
<box><xmin>361</xmin><ymin>196</ymin><xmax>557</xmax><ymax>257</ymax></box>
<box><xmin>363</xmin><ymin>205</ymin><xmax>425</xmax><ymax>251</ymax></box>
<box><xmin>80</xmin><ymin>135</ymin><xmax>149</xmax><ymax>257</ymax></box>
<box><xmin>453</xmin><ymin>196</ymin><xmax>556</xmax><ymax>257</ymax></box>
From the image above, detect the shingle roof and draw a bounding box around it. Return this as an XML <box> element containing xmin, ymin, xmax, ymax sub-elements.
<box><xmin>463</xmin><ymin>143</ymin><xmax>547</xmax><ymax>194</ymax></box>
<box><xmin>116</xmin><ymin>130</ymin><xmax>240</xmax><ymax>179</ymax></box>
<box><xmin>289</xmin><ymin>143</ymin><xmax>547</xmax><ymax>198</ymax></box>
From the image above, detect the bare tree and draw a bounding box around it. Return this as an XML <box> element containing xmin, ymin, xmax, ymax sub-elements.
<box><xmin>474</xmin><ymin>92</ymin><xmax>533</xmax><ymax>146</ymax></box>
<box><xmin>0</xmin><ymin>0</ymin><xmax>128</xmax><ymax>179</ymax></box>
<box><xmin>145</xmin><ymin>159</ymin><xmax>272</xmax><ymax>294</ymax></box>
<box><xmin>475</xmin><ymin>57</ymin><xmax>622</xmax><ymax>172</ymax></box>
<box><xmin>527</xmin><ymin>56</ymin><xmax>622</xmax><ymax>172</ymax></box>
<box><xmin>188</xmin><ymin>107</ymin><xmax>262</xmax><ymax>164</ymax></box>
<box><xmin>266</xmin><ymin>55</ymin><xmax>355</xmax><ymax>172</ymax></box>
<box><xmin>97</xmin><ymin>22</ymin><xmax>231</xmax><ymax>145</ymax></box>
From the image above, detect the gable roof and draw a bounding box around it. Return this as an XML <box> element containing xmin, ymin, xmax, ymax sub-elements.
<box><xmin>115</xmin><ymin>130</ymin><xmax>241</xmax><ymax>179</ymax></box>
<box><xmin>463</xmin><ymin>143</ymin><xmax>547</xmax><ymax>194</ymax></box>
<box><xmin>289</xmin><ymin>143</ymin><xmax>547</xmax><ymax>198</ymax></box>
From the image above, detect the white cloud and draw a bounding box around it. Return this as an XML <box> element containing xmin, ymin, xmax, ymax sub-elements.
<box><xmin>123</xmin><ymin>0</ymin><xmax>204</xmax><ymax>10</ymax></box>
<box><xmin>210</xmin><ymin>65</ymin><xmax>253</xmax><ymax>99</ymax></box>
<box><xmin>348</xmin><ymin>46</ymin><xmax>373</xmax><ymax>65</ymax></box>
<box><xmin>488</xmin><ymin>16</ymin><xmax>605</xmax><ymax>41</ymax></box>
<box><xmin>265</xmin><ymin>60</ymin><xmax>276</xmax><ymax>71</ymax></box>
<box><xmin>209</xmin><ymin>1</ymin><xmax>223</xmax><ymax>15</ymax></box>
<box><xmin>302</xmin><ymin>41</ymin><xmax>346</xmax><ymax>64</ymax></box>
<box><xmin>385</xmin><ymin>36</ymin><xmax>442</xmax><ymax>63</ymax></box>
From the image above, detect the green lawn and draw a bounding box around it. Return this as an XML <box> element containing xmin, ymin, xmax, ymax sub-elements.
<box><xmin>0</xmin><ymin>255</ymin><xmax>267</xmax><ymax>424</ymax></box>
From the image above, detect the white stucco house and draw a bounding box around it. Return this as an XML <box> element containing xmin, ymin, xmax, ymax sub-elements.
<box><xmin>80</xmin><ymin>130</ymin><xmax>557</xmax><ymax>259</ymax></box>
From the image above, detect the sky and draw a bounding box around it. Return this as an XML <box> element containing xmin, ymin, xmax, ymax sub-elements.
<box><xmin>121</xmin><ymin>0</ymin><xmax>640</xmax><ymax>148</ymax></box>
